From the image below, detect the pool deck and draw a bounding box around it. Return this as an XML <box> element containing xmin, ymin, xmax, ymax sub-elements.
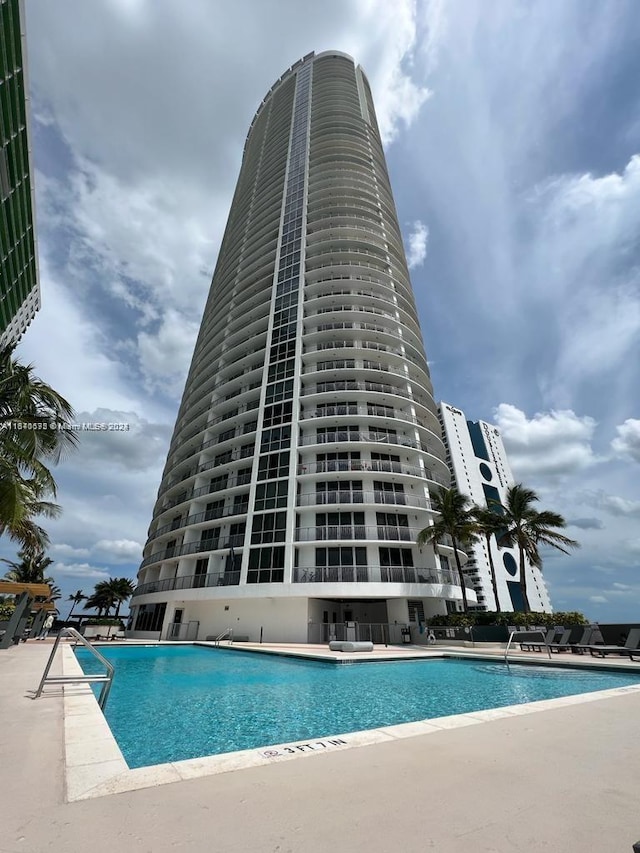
<box><xmin>2</xmin><ymin>639</ymin><xmax>640</xmax><ymax>852</ymax></box>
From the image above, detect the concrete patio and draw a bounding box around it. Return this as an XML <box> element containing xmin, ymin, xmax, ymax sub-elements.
<box><xmin>2</xmin><ymin>639</ymin><xmax>640</xmax><ymax>853</ymax></box>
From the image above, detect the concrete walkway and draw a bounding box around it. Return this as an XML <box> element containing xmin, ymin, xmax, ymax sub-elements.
<box><xmin>2</xmin><ymin>640</ymin><xmax>640</xmax><ymax>853</ymax></box>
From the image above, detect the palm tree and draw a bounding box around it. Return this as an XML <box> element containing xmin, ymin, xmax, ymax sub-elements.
<box><xmin>0</xmin><ymin>344</ymin><xmax>78</xmax><ymax>468</ymax></box>
<box><xmin>471</xmin><ymin>506</ymin><xmax>505</xmax><ymax>613</ymax></box>
<box><xmin>497</xmin><ymin>484</ymin><xmax>579</xmax><ymax>613</ymax></box>
<box><xmin>106</xmin><ymin>577</ymin><xmax>136</xmax><ymax>617</ymax></box>
<box><xmin>0</xmin><ymin>344</ymin><xmax>77</xmax><ymax>553</ymax></box>
<box><xmin>0</xmin><ymin>468</ymin><xmax>61</xmax><ymax>555</ymax></box>
<box><xmin>66</xmin><ymin>589</ymin><xmax>86</xmax><ymax>620</ymax></box>
<box><xmin>83</xmin><ymin>578</ymin><xmax>136</xmax><ymax>619</ymax></box>
<box><xmin>83</xmin><ymin>587</ymin><xmax>117</xmax><ymax>617</ymax></box>
<box><xmin>417</xmin><ymin>487</ymin><xmax>478</xmax><ymax>612</ymax></box>
<box><xmin>2</xmin><ymin>548</ymin><xmax>54</xmax><ymax>584</ymax></box>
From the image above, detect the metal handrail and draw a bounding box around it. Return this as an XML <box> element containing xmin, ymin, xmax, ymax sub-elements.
<box><xmin>34</xmin><ymin>627</ymin><xmax>115</xmax><ymax>710</ymax></box>
<box><xmin>214</xmin><ymin>628</ymin><xmax>233</xmax><ymax>646</ymax></box>
<box><xmin>504</xmin><ymin>630</ymin><xmax>551</xmax><ymax>664</ymax></box>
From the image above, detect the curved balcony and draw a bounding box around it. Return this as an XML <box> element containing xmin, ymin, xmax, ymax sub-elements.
<box><xmin>131</xmin><ymin>565</ymin><xmax>473</xmax><ymax>599</ymax></box>
<box><xmin>296</xmin><ymin>490</ymin><xmax>433</xmax><ymax>510</ymax></box>
<box><xmin>148</xmin><ymin>502</ymin><xmax>249</xmax><ymax>545</ymax></box>
<box><xmin>140</xmin><ymin>533</ymin><xmax>245</xmax><ymax>570</ymax></box>
<box><xmin>294</xmin><ymin>525</ymin><xmax>421</xmax><ymax>543</ymax></box>
<box><xmin>292</xmin><ymin>565</ymin><xmax>474</xmax><ymax>588</ymax></box>
<box><xmin>299</xmin><ymin>430</ymin><xmax>431</xmax><ymax>453</ymax></box>
<box><xmin>133</xmin><ymin>570</ymin><xmax>242</xmax><ymax>597</ymax></box>
<box><xmin>296</xmin><ymin>459</ymin><xmax>449</xmax><ymax>487</ymax></box>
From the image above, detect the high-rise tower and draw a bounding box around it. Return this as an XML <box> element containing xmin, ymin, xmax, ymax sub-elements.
<box><xmin>439</xmin><ymin>402</ymin><xmax>552</xmax><ymax>613</ymax></box>
<box><xmin>0</xmin><ymin>0</ymin><xmax>40</xmax><ymax>345</ymax></box>
<box><xmin>130</xmin><ymin>52</ymin><xmax>475</xmax><ymax>643</ymax></box>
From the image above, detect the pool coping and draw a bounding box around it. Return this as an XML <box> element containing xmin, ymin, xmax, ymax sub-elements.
<box><xmin>62</xmin><ymin>643</ymin><xmax>640</xmax><ymax>802</ymax></box>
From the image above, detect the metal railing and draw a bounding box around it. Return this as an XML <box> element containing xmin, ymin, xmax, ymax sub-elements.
<box><xmin>213</xmin><ymin>628</ymin><xmax>233</xmax><ymax>646</ymax></box>
<box><xmin>296</xmin><ymin>490</ymin><xmax>432</xmax><ymax>510</ymax></box>
<box><xmin>505</xmin><ymin>630</ymin><xmax>551</xmax><ymax>664</ymax></box>
<box><xmin>308</xmin><ymin>622</ymin><xmax>407</xmax><ymax>645</ymax></box>
<box><xmin>293</xmin><ymin>565</ymin><xmax>474</xmax><ymax>588</ymax></box>
<box><xmin>133</xmin><ymin>570</ymin><xmax>241</xmax><ymax>597</ymax></box>
<box><xmin>164</xmin><ymin>620</ymin><xmax>200</xmax><ymax>641</ymax></box>
<box><xmin>34</xmin><ymin>627</ymin><xmax>115</xmax><ymax>710</ymax></box>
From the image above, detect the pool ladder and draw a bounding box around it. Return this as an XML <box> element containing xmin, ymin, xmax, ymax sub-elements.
<box><xmin>504</xmin><ymin>630</ymin><xmax>552</xmax><ymax>665</ymax></box>
<box><xmin>35</xmin><ymin>627</ymin><xmax>115</xmax><ymax>709</ymax></box>
<box><xmin>213</xmin><ymin>628</ymin><xmax>233</xmax><ymax>646</ymax></box>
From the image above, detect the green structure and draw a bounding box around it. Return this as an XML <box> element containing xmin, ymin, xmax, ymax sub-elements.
<box><xmin>0</xmin><ymin>0</ymin><xmax>39</xmax><ymax>344</ymax></box>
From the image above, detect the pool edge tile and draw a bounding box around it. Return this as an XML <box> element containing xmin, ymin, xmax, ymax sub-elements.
<box><xmin>62</xmin><ymin>644</ymin><xmax>640</xmax><ymax>801</ymax></box>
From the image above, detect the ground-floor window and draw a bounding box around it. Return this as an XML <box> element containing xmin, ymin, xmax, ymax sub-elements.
<box><xmin>133</xmin><ymin>602</ymin><xmax>167</xmax><ymax>632</ymax></box>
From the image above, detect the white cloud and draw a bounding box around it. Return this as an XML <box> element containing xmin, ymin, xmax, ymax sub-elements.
<box><xmin>566</xmin><ymin>518</ymin><xmax>604</xmax><ymax>531</ymax></box>
<box><xmin>611</xmin><ymin>418</ymin><xmax>640</xmax><ymax>463</ymax></box>
<box><xmin>94</xmin><ymin>539</ymin><xmax>143</xmax><ymax>561</ymax></box>
<box><xmin>137</xmin><ymin>311</ymin><xmax>201</xmax><ymax>394</ymax></box>
<box><xmin>406</xmin><ymin>220</ymin><xmax>429</xmax><ymax>268</ymax></box>
<box><xmin>494</xmin><ymin>404</ymin><xmax>598</xmax><ymax>479</ymax></box>
<box><xmin>586</xmin><ymin>493</ymin><xmax>640</xmax><ymax>518</ymax></box>
<box><xmin>352</xmin><ymin>0</ymin><xmax>432</xmax><ymax>145</ymax></box>
<box><xmin>50</xmin><ymin>543</ymin><xmax>91</xmax><ymax>558</ymax></box>
<box><xmin>589</xmin><ymin>595</ymin><xmax>608</xmax><ymax>604</ymax></box>
<box><xmin>70</xmin><ymin>408</ymin><xmax>172</xmax><ymax>471</ymax></box>
<box><xmin>52</xmin><ymin>562</ymin><xmax>111</xmax><ymax>580</ymax></box>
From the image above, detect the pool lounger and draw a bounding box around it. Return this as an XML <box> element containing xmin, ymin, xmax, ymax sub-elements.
<box><xmin>553</xmin><ymin>627</ymin><xmax>595</xmax><ymax>655</ymax></box>
<box><xmin>328</xmin><ymin>641</ymin><xmax>374</xmax><ymax>652</ymax></box>
<box><xmin>587</xmin><ymin>628</ymin><xmax>640</xmax><ymax>659</ymax></box>
<box><xmin>519</xmin><ymin>629</ymin><xmax>557</xmax><ymax>652</ymax></box>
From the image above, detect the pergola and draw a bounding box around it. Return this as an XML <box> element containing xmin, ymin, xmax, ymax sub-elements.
<box><xmin>0</xmin><ymin>582</ymin><xmax>55</xmax><ymax>648</ymax></box>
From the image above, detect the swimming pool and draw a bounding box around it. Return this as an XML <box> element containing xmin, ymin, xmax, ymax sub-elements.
<box><xmin>75</xmin><ymin>645</ymin><xmax>640</xmax><ymax>769</ymax></box>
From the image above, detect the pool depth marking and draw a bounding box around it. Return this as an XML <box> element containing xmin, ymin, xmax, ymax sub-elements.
<box><xmin>260</xmin><ymin>738</ymin><xmax>348</xmax><ymax>758</ymax></box>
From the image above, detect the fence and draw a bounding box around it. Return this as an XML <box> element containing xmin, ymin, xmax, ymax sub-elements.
<box><xmin>307</xmin><ymin>622</ymin><xmax>410</xmax><ymax>645</ymax></box>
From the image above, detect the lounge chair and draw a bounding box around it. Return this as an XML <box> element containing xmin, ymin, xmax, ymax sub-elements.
<box><xmin>549</xmin><ymin>629</ymin><xmax>573</xmax><ymax>653</ymax></box>
<box><xmin>565</xmin><ymin>627</ymin><xmax>596</xmax><ymax>654</ymax></box>
<box><xmin>587</xmin><ymin>628</ymin><xmax>640</xmax><ymax>659</ymax></box>
<box><xmin>519</xmin><ymin>629</ymin><xmax>557</xmax><ymax>652</ymax></box>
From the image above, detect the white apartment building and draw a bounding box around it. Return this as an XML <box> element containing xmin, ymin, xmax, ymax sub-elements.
<box><xmin>129</xmin><ymin>52</ymin><xmax>476</xmax><ymax>643</ymax></box>
<box><xmin>439</xmin><ymin>403</ymin><xmax>552</xmax><ymax>613</ymax></box>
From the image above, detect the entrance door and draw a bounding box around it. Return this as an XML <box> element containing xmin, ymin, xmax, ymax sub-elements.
<box><xmin>170</xmin><ymin>609</ymin><xmax>184</xmax><ymax>639</ymax></box>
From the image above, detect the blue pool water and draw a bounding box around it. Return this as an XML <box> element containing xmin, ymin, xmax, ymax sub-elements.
<box><xmin>76</xmin><ymin>646</ymin><xmax>640</xmax><ymax>769</ymax></box>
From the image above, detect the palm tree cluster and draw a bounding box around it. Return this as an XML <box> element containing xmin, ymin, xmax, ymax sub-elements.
<box><xmin>1</xmin><ymin>548</ymin><xmax>61</xmax><ymax>608</ymax></box>
<box><xmin>83</xmin><ymin>578</ymin><xmax>136</xmax><ymax>618</ymax></box>
<box><xmin>0</xmin><ymin>344</ymin><xmax>77</xmax><ymax>555</ymax></box>
<box><xmin>417</xmin><ymin>484</ymin><xmax>579</xmax><ymax>614</ymax></box>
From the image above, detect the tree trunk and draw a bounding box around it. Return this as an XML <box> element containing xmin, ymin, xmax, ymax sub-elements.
<box><xmin>67</xmin><ymin>601</ymin><xmax>76</xmax><ymax>620</ymax></box>
<box><xmin>452</xmin><ymin>536</ymin><xmax>469</xmax><ymax>612</ymax></box>
<box><xmin>518</xmin><ymin>544</ymin><xmax>530</xmax><ymax>613</ymax></box>
<box><xmin>485</xmin><ymin>533</ymin><xmax>500</xmax><ymax>613</ymax></box>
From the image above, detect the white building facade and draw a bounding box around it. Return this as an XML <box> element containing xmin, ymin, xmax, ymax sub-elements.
<box><xmin>129</xmin><ymin>52</ymin><xmax>475</xmax><ymax>643</ymax></box>
<box><xmin>439</xmin><ymin>403</ymin><xmax>552</xmax><ymax>613</ymax></box>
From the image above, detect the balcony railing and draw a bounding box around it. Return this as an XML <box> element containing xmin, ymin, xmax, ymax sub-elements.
<box><xmin>140</xmin><ymin>535</ymin><xmax>245</xmax><ymax>569</ymax></box>
<box><xmin>297</xmin><ymin>459</ymin><xmax>449</xmax><ymax>486</ymax></box>
<box><xmin>299</xmin><ymin>405</ymin><xmax>437</xmax><ymax>433</ymax></box>
<box><xmin>293</xmin><ymin>565</ymin><xmax>473</xmax><ymax>587</ymax></box>
<box><xmin>132</xmin><ymin>566</ymin><xmax>472</xmax><ymax>597</ymax></box>
<box><xmin>296</xmin><ymin>491</ymin><xmax>432</xmax><ymax>510</ymax></box>
<box><xmin>149</xmin><ymin>503</ymin><xmax>249</xmax><ymax>542</ymax></box>
<box><xmin>133</xmin><ymin>571</ymin><xmax>241</xmax><ymax>597</ymax></box>
<box><xmin>299</xmin><ymin>430</ymin><xmax>429</xmax><ymax>452</ymax></box>
<box><xmin>295</xmin><ymin>525</ymin><xmax>417</xmax><ymax>542</ymax></box>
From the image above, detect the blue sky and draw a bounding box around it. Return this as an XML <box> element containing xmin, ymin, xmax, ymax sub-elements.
<box><xmin>6</xmin><ymin>0</ymin><xmax>640</xmax><ymax>621</ymax></box>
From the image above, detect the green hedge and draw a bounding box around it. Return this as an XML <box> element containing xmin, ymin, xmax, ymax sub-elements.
<box><xmin>429</xmin><ymin>611</ymin><xmax>588</xmax><ymax>627</ymax></box>
<box><xmin>84</xmin><ymin>617</ymin><xmax>125</xmax><ymax>627</ymax></box>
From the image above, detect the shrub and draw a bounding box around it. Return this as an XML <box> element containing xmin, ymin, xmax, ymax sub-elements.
<box><xmin>427</xmin><ymin>610</ymin><xmax>588</xmax><ymax>627</ymax></box>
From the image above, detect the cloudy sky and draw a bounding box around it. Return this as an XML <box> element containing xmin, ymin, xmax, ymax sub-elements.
<box><xmin>7</xmin><ymin>0</ymin><xmax>640</xmax><ymax>622</ymax></box>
